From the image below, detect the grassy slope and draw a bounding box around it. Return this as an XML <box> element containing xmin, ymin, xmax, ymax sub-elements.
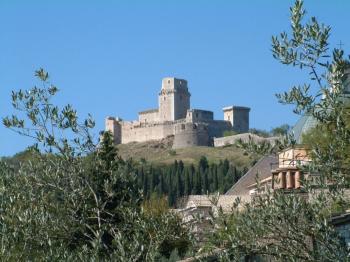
<box><xmin>117</xmin><ymin>140</ymin><xmax>254</xmax><ymax>169</ymax></box>
<box><xmin>2</xmin><ymin>139</ymin><xmax>255</xmax><ymax>170</ymax></box>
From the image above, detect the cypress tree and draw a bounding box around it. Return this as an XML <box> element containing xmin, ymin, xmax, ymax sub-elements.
<box><xmin>194</xmin><ymin>169</ymin><xmax>202</xmax><ymax>194</ymax></box>
<box><xmin>213</xmin><ymin>164</ymin><xmax>219</xmax><ymax>192</ymax></box>
<box><xmin>223</xmin><ymin>159</ymin><xmax>230</xmax><ymax>175</ymax></box>
<box><xmin>233</xmin><ymin>166</ymin><xmax>240</xmax><ymax>183</ymax></box>
<box><xmin>217</xmin><ymin>163</ymin><xmax>225</xmax><ymax>193</ymax></box>
<box><xmin>184</xmin><ymin>169</ymin><xmax>191</xmax><ymax>196</ymax></box>
<box><xmin>168</xmin><ymin>189</ymin><xmax>176</xmax><ymax>207</ymax></box>
<box><xmin>202</xmin><ymin>169</ymin><xmax>209</xmax><ymax>195</ymax></box>
<box><xmin>199</xmin><ymin>156</ymin><xmax>209</xmax><ymax>174</ymax></box>
<box><xmin>176</xmin><ymin>169</ymin><xmax>184</xmax><ymax>198</ymax></box>
<box><xmin>224</xmin><ymin>165</ymin><xmax>235</xmax><ymax>192</ymax></box>
<box><xmin>158</xmin><ymin>172</ymin><xmax>165</xmax><ymax>195</ymax></box>
<box><xmin>189</xmin><ymin>164</ymin><xmax>195</xmax><ymax>192</ymax></box>
<box><xmin>178</xmin><ymin>160</ymin><xmax>184</xmax><ymax>174</ymax></box>
<box><xmin>174</xmin><ymin>160</ymin><xmax>178</xmax><ymax>173</ymax></box>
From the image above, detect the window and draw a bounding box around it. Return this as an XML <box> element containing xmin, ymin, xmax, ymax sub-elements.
<box><xmin>180</xmin><ymin>95</ymin><xmax>182</xmax><ymax>100</ymax></box>
<box><xmin>168</xmin><ymin>80</ymin><xmax>170</xmax><ymax>84</ymax></box>
<box><xmin>164</xmin><ymin>97</ymin><xmax>166</xmax><ymax>101</ymax></box>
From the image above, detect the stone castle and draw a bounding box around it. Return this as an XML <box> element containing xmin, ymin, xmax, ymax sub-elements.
<box><xmin>105</xmin><ymin>77</ymin><xmax>250</xmax><ymax>148</ymax></box>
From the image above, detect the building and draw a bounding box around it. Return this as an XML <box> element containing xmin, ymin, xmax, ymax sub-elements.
<box><xmin>271</xmin><ymin>146</ymin><xmax>311</xmax><ymax>190</ymax></box>
<box><xmin>105</xmin><ymin>77</ymin><xmax>250</xmax><ymax>148</ymax></box>
<box><xmin>225</xmin><ymin>155</ymin><xmax>278</xmax><ymax>202</ymax></box>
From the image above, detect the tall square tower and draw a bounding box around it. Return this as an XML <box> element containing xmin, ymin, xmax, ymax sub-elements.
<box><xmin>158</xmin><ymin>77</ymin><xmax>190</xmax><ymax>121</ymax></box>
<box><xmin>223</xmin><ymin>106</ymin><xmax>250</xmax><ymax>133</ymax></box>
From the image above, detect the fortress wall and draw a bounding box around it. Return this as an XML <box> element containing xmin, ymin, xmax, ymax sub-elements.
<box><xmin>173</xmin><ymin>123</ymin><xmax>209</xmax><ymax>149</ymax></box>
<box><xmin>159</xmin><ymin>90</ymin><xmax>174</xmax><ymax>121</ymax></box>
<box><xmin>214</xmin><ymin>133</ymin><xmax>278</xmax><ymax>147</ymax></box>
<box><xmin>232</xmin><ymin>109</ymin><xmax>249</xmax><ymax>133</ymax></box>
<box><xmin>186</xmin><ymin>109</ymin><xmax>213</xmax><ymax>122</ymax></box>
<box><xmin>120</xmin><ymin>121</ymin><xmax>175</xmax><ymax>144</ymax></box>
<box><xmin>174</xmin><ymin>89</ymin><xmax>190</xmax><ymax>120</ymax></box>
<box><xmin>105</xmin><ymin>117</ymin><xmax>122</xmax><ymax>144</ymax></box>
<box><xmin>138</xmin><ymin>110</ymin><xmax>159</xmax><ymax>123</ymax></box>
<box><xmin>205</xmin><ymin>120</ymin><xmax>232</xmax><ymax>138</ymax></box>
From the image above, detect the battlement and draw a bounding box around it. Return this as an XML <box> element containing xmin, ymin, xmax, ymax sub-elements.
<box><xmin>161</xmin><ymin>77</ymin><xmax>188</xmax><ymax>91</ymax></box>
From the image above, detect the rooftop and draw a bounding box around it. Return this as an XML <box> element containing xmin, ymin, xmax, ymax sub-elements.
<box><xmin>222</xmin><ymin>105</ymin><xmax>250</xmax><ymax>111</ymax></box>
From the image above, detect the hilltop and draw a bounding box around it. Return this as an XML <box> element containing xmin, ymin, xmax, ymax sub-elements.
<box><xmin>116</xmin><ymin>136</ymin><xmax>255</xmax><ymax>168</ymax></box>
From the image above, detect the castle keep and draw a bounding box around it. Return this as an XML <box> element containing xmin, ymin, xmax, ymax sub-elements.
<box><xmin>106</xmin><ymin>77</ymin><xmax>250</xmax><ymax>148</ymax></box>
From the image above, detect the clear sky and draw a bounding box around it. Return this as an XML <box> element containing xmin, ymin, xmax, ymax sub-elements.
<box><xmin>0</xmin><ymin>0</ymin><xmax>349</xmax><ymax>156</ymax></box>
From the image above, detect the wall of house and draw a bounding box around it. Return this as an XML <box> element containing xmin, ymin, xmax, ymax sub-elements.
<box><xmin>278</xmin><ymin>148</ymin><xmax>310</xmax><ymax>168</ymax></box>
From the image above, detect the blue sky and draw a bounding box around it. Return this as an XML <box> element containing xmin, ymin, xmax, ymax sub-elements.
<box><xmin>0</xmin><ymin>0</ymin><xmax>349</xmax><ymax>156</ymax></box>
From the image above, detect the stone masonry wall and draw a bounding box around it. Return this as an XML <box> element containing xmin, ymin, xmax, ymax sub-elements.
<box><xmin>138</xmin><ymin>109</ymin><xmax>159</xmax><ymax>123</ymax></box>
<box><xmin>120</xmin><ymin>121</ymin><xmax>176</xmax><ymax>144</ymax></box>
<box><xmin>214</xmin><ymin>133</ymin><xmax>278</xmax><ymax>147</ymax></box>
<box><xmin>205</xmin><ymin>120</ymin><xmax>232</xmax><ymax>138</ymax></box>
<box><xmin>173</xmin><ymin>122</ymin><xmax>209</xmax><ymax>149</ymax></box>
<box><xmin>232</xmin><ymin>108</ymin><xmax>250</xmax><ymax>133</ymax></box>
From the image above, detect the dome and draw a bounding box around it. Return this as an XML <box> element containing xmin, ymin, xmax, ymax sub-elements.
<box><xmin>290</xmin><ymin>114</ymin><xmax>318</xmax><ymax>144</ymax></box>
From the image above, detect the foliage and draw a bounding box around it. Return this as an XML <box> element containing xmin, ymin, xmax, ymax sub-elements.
<box><xmin>206</xmin><ymin>1</ymin><xmax>350</xmax><ymax>261</ymax></box>
<box><xmin>0</xmin><ymin>69</ymin><xmax>192</xmax><ymax>261</ymax></box>
<box><xmin>235</xmin><ymin>132</ymin><xmax>296</xmax><ymax>158</ymax></box>
<box><xmin>248</xmin><ymin>128</ymin><xmax>270</xmax><ymax>138</ymax></box>
<box><xmin>210</xmin><ymin>191</ymin><xmax>348</xmax><ymax>261</ymax></box>
<box><xmin>271</xmin><ymin>124</ymin><xmax>291</xmax><ymax>136</ymax></box>
<box><xmin>3</xmin><ymin>68</ymin><xmax>95</xmax><ymax>158</ymax></box>
<box><xmin>136</xmin><ymin>158</ymin><xmax>244</xmax><ymax>207</ymax></box>
<box><xmin>223</xmin><ymin>130</ymin><xmax>238</xmax><ymax>137</ymax></box>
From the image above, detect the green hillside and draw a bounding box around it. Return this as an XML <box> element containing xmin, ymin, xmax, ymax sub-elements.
<box><xmin>117</xmin><ymin>139</ymin><xmax>255</xmax><ymax>168</ymax></box>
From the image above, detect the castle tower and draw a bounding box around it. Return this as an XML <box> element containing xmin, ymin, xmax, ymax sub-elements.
<box><xmin>158</xmin><ymin>77</ymin><xmax>191</xmax><ymax>121</ymax></box>
<box><xmin>105</xmin><ymin>117</ymin><xmax>122</xmax><ymax>144</ymax></box>
<box><xmin>223</xmin><ymin>106</ymin><xmax>250</xmax><ymax>133</ymax></box>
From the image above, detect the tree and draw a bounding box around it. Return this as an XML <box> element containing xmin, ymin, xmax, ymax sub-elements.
<box><xmin>1</xmin><ymin>69</ymin><xmax>192</xmax><ymax>260</ymax></box>
<box><xmin>184</xmin><ymin>169</ymin><xmax>191</xmax><ymax>196</ymax></box>
<box><xmin>207</xmin><ymin>1</ymin><xmax>350</xmax><ymax>260</ymax></box>
<box><xmin>193</xmin><ymin>169</ymin><xmax>202</xmax><ymax>195</ymax></box>
<box><xmin>270</xmin><ymin>124</ymin><xmax>291</xmax><ymax>136</ymax></box>
<box><xmin>176</xmin><ymin>169</ymin><xmax>184</xmax><ymax>198</ymax></box>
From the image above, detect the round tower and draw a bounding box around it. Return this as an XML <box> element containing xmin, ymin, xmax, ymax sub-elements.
<box><xmin>173</xmin><ymin>122</ymin><xmax>209</xmax><ymax>149</ymax></box>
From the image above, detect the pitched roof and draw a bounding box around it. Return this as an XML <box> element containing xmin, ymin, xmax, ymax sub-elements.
<box><xmin>177</xmin><ymin>195</ymin><xmax>238</xmax><ymax>212</ymax></box>
<box><xmin>225</xmin><ymin>155</ymin><xmax>277</xmax><ymax>196</ymax></box>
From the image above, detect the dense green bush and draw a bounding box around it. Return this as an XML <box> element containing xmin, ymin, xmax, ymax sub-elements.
<box><xmin>0</xmin><ymin>70</ymin><xmax>192</xmax><ymax>261</ymax></box>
